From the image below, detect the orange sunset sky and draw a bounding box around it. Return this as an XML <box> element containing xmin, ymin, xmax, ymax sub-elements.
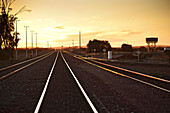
<box><xmin>9</xmin><ymin>0</ymin><xmax>170</xmax><ymax>48</ymax></box>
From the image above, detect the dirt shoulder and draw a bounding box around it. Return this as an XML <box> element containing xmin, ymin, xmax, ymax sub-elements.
<box><xmin>71</xmin><ymin>51</ymin><xmax>170</xmax><ymax>80</ymax></box>
<box><xmin>0</xmin><ymin>49</ymin><xmax>52</xmax><ymax>68</ymax></box>
<box><xmin>105</xmin><ymin>61</ymin><xmax>170</xmax><ymax>80</ymax></box>
<box><xmin>63</xmin><ymin>52</ymin><xmax>170</xmax><ymax>113</ymax></box>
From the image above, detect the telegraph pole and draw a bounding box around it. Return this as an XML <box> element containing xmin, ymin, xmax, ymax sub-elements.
<box><xmin>30</xmin><ymin>30</ymin><xmax>34</xmax><ymax>56</ymax></box>
<box><xmin>15</xmin><ymin>19</ymin><xmax>19</xmax><ymax>60</ymax></box>
<box><xmin>47</xmin><ymin>41</ymin><xmax>49</xmax><ymax>48</ymax></box>
<box><xmin>72</xmin><ymin>40</ymin><xmax>74</xmax><ymax>48</ymax></box>
<box><xmin>35</xmin><ymin>33</ymin><xmax>38</xmax><ymax>56</ymax></box>
<box><xmin>79</xmin><ymin>31</ymin><xmax>81</xmax><ymax>48</ymax></box>
<box><xmin>24</xmin><ymin>26</ymin><xmax>29</xmax><ymax>58</ymax></box>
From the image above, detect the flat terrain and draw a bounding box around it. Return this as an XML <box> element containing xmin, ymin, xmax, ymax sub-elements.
<box><xmin>0</xmin><ymin>49</ymin><xmax>51</xmax><ymax>68</ymax></box>
<box><xmin>0</xmin><ymin>51</ymin><xmax>170</xmax><ymax>112</ymax></box>
<box><xmin>63</xmin><ymin>52</ymin><xmax>170</xmax><ymax>113</ymax></box>
<box><xmin>73</xmin><ymin>51</ymin><xmax>170</xmax><ymax>80</ymax></box>
<box><xmin>106</xmin><ymin>61</ymin><xmax>170</xmax><ymax>80</ymax></box>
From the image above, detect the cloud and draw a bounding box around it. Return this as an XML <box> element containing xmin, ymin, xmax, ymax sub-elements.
<box><xmin>121</xmin><ymin>30</ymin><xmax>143</xmax><ymax>36</ymax></box>
<box><xmin>54</xmin><ymin>26</ymin><xmax>64</xmax><ymax>29</ymax></box>
<box><xmin>19</xmin><ymin>20</ymin><xmax>32</xmax><ymax>23</ymax></box>
<box><xmin>36</xmin><ymin>19</ymin><xmax>43</xmax><ymax>22</ymax></box>
<box><xmin>65</xmin><ymin>30</ymin><xmax>143</xmax><ymax>40</ymax></box>
<box><xmin>53</xmin><ymin>29</ymin><xmax>143</xmax><ymax>46</ymax></box>
<box><xmin>66</xmin><ymin>31</ymin><xmax>106</xmax><ymax>37</ymax></box>
<box><xmin>43</xmin><ymin>25</ymin><xmax>66</xmax><ymax>32</ymax></box>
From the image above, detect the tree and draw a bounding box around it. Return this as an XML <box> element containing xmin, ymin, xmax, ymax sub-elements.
<box><xmin>87</xmin><ymin>39</ymin><xmax>111</xmax><ymax>53</ymax></box>
<box><xmin>0</xmin><ymin>0</ymin><xmax>19</xmax><ymax>59</ymax></box>
<box><xmin>0</xmin><ymin>0</ymin><xmax>16</xmax><ymax>49</ymax></box>
<box><xmin>121</xmin><ymin>44</ymin><xmax>133</xmax><ymax>52</ymax></box>
<box><xmin>0</xmin><ymin>0</ymin><xmax>31</xmax><ymax>59</ymax></box>
<box><xmin>139</xmin><ymin>46</ymin><xmax>147</xmax><ymax>51</ymax></box>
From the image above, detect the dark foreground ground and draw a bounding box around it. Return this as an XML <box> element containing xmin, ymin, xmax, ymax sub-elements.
<box><xmin>0</xmin><ymin>49</ymin><xmax>53</xmax><ymax>68</ymax></box>
<box><xmin>106</xmin><ymin>61</ymin><xmax>170</xmax><ymax>80</ymax></box>
<box><xmin>63</xmin><ymin>52</ymin><xmax>170</xmax><ymax>113</ymax></box>
<box><xmin>0</xmin><ymin>51</ymin><xmax>170</xmax><ymax>112</ymax></box>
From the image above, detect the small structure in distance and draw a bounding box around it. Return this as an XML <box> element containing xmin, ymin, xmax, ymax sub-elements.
<box><xmin>146</xmin><ymin>37</ymin><xmax>158</xmax><ymax>52</ymax></box>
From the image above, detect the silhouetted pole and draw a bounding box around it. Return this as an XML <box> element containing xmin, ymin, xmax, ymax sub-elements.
<box><xmin>103</xmin><ymin>49</ymin><xmax>106</xmax><ymax>59</ymax></box>
<box><xmin>72</xmin><ymin>40</ymin><xmax>74</xmax><ymax>48</ymax></box>
<box><xmin>30</xmin><ymin>30</ymin><xmax>34</xmax><ymax>56</ymax></box>
<box><xmin>47</xmin><ymin>41</ymin><xmax>49</xmax><ymax>48</ymax></box>
<box><xmin>24</xmin><ymin>26</ymin><xmax>29</xmax><ymax>58</ymax></box>
<box><xmin>35</xmin><ymin>33</ymin><xmax>38</xmax><ymax>56</ymax></box>
<box><xmin>137</xmin><ymin>49</ymin><xmax>141</xmax><ymax>63</ymax></box>
<box><xmin>94</xmin><ymin>49</ymin><xmax>96</xmax><ymax>57</ymax></box>
<box><xmin>79</xmin><ymin>31</ymin><xmax>81</xmax><ymax>48</ymax></box>
<box><xmin>15</xmin><ymin>19</ymin><xmax>19</xmax><ymax>60</ymax></box>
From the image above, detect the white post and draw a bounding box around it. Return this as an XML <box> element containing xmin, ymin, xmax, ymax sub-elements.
<box><xmin>108</xmin><ymin>51</ymin><xmax>112</xmax><ymax>59</ymax></box>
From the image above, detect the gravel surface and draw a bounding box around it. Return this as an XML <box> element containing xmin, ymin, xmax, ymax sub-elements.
<box><xmin>63</xmin><ymin>52</ymin><xmax>170</xmax><ymax>113</ymax></box>
<box><xmin>106</xmin><ymin>61</ymin><xmax>170</xmax><ymax>80</ymax></box>
<box><xmin>40</xmin><ymin>53</ymin><xmax>92</xmax><ymax>112</ymax></box>
<box><xmin>0</xmin><ymin>52</ymin><xmax>56</xmax><ymax>112</ymax></box>
<box><xmin>0</xmin><ymin>51</ymin><xmax>170</xmax><ymax>113</ymax></box>
<box><xmin>0</xmin><ymin>50</ymin><xmax>51</xmax><ymax>69</ymax></box>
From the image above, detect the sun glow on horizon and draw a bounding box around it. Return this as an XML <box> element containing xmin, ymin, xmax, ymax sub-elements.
<box><xmin>9</xmin><ymin>0</ymin><xmax>170</xmax><ymax>48</ymax></box>
<box><xmin>59</xmin><ymin>35</ymin><xmax>66</xmax><ymax>40</ymax></box>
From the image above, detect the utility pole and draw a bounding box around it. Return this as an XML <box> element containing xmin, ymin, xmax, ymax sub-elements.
<box><xmin>35</xmin><ymin>33</ymin><xmax>38</xmax><ymax>56</ymax></box>
<box><xmin>30</xmin><ymin>30</ymin><xmax>34</xmax><ymax>57</ymax></box>
<box><xmin>15</xmin><ymin>19</ymin><xmax>19</xmax><ymax>60</ymax></box>
<box><xmin>79</xmin><ymin>31</ymin><xmax>81</xmax><ymax>49</ymax></box>
<box><xmin>72</xmin><ymin>40</ymin><xmax>74</xmax><ymax>48</ymax></box>
<box><xmin>47</xmin><ymin>41</ymin><xmax>49</xmax><ymax>48</ymax></box>
<box><xmin>24</xmin><ymin>26</ymin><xmax>29</xmax><ymax>58</ymax></box>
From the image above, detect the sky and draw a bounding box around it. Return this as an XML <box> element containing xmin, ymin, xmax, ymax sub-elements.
<box><xmin>8</xmin><ymin>0</ymin><xmax>170</xmax><ymax>48</ymax></box>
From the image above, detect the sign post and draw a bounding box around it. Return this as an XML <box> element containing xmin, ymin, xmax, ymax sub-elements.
<box><xmin>103</xmin><ymin>49</ymin><xmax>106</xmax><ymax>59</ymax></box>
<box><xmin>94</xmin><ymin>49</ymin><xmax>96</xmax><ymax>57</ymax></box>
<box><xmin>137</xmin><ymin>50</ymin><xmax>141</xmax><ymax>63</ymax></box>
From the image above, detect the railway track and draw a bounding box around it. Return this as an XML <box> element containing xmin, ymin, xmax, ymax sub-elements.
<box><xmin>65</xmin><ymin>51</ymin><xmax>170</xmax><ymax>93</ymax></box>
<box><xmin>0</xmin><ymin>51</ymin><xmax>98</xmax><ymax>112</ymax></box>
<box><xmin>34</xmin><ymin>51</ymin><xmax>97</xmax><ymax>113</ymax></box>
<box><xmin>0</xmin><ymin>51</ymin><xmax>54</xmax><ymax>82</ymax></box>
<box><xmin>1</xmin><ymin>51</ymin><xmax>169</xmax><ymax>112</ymax></box>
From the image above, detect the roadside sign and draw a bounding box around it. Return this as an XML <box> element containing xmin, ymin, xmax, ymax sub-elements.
<box><xmin>136</xmin><ymin>50</ymin><xmax>141</xmax><ymax>54</ymax></box>
<box><xmin>137</xmin><ymin>50</ymin><xmax>141</xmax><ymax>63</ymax></box>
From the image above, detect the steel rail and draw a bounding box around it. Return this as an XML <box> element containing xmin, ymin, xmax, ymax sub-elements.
<box><xmin>0</xmin><ymin>51</ymin><xmax>54</xmax><ymax>71</ymax></box>
<box><xmin>85</xmin><ymin>58</ymin><xmax>170</xmax><ymax>83</ymax></box>
<box><xmin>65</xmin><ymin>51</ymin><xmax>170</xmax><ymax>83</ymax></box>
<box><xmin>34</xmin><ymin>52</ymin><xmax>59</xmax><ymax>113</ymax></box>
<box><xmin>60</xmin><ymin>51</ymin><xmax>98</xmax><ymax>113</ymax></box>
<box><xmin>0</xmin><ymin>52</ymin><xmax>55</xmax><ymax>82</ymax></box>
<box><xmin>65</xmin><ymin>52</ymin><xmax>170</xmax><ymax>93</ymax></box>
